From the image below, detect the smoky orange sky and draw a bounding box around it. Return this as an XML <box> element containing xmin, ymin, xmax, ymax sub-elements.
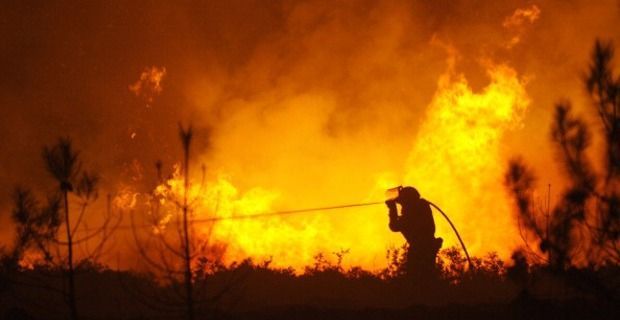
<box><xmin>1</xmin><ymin>0</ymin><xmax>620</xmax><ymax>271</ymax></box>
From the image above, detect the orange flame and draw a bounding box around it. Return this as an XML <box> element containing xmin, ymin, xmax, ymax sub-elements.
<box><xmin>129</xmin><ymin>66</ymin><xmax>167</xmax><ymax>103</ymax></box>
<box><xmin>503</xmin><ymin>5</ymin><xmax>541</xmax><ymax>48</ymax></box>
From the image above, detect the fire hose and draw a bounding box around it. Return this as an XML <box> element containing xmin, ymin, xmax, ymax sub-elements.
<box><xmin>192</xmin><ymin>199</ymin><xmax>473</xmax><ymax>269</ymax></box>
<box><xmin>426</xmin><ymin>200</ymin><xmax>473</xmax><ymax>269</ymax></box>
<box><xmin>90</xmin><ymin>193</ymin><xmax>474</xmax><ymax>268</ymax></box>
<box><xmin>192</xmin><ymin>201</ymin><xmax>384</xmax><ymax>222</ymax></box>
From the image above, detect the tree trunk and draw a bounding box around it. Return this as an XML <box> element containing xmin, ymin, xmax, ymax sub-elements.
<box><xmin>64</xmin><ymin>190</ymin><xmax>78</xmax><ymax>320</ymax></box>
<box><xmin>182</xmin><ymin>143</ymin><xmax>194</xmax><ymax>320</ymax></box>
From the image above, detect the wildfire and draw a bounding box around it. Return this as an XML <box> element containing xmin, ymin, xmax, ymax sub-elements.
<box><xmin>139</xmin><ymin>59</ymin><xmax>530</xmax><ymax>272</ymax></box>
<box><xmin>107</xmin><ymin>3</ymin><xmax>541</xmax><ymax>273</ymax></box>
<box><xmin>8</xmin><ymin>0</ymin><xmax>620</xmax><ymax>282</ymax></box>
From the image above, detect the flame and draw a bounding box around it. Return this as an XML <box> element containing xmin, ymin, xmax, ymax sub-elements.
<box><xmin>503</xmin><ymin>5</ymin><xmax>541</xmax><ymax>48</ymax></box>
<box><xmin>113</xmin><ymin>186</ymin><xmax>138</xmax><ymax>210</ymax></box>
<box><xmin>129</xmin><ymin>66</ymin><xmax>167</xmax><ymax>103</ymax></box>
<box><xmin>503</xmin><ymin>5</ymin><xmax>541</xmax><ymax>28</ymax></box>
<box><xmin>150</xmin><ymin>168</ymin><xmax>327</xmax><ymax>269</ymax></box>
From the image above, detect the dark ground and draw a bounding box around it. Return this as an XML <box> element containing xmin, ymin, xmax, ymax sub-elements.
<box><xmin>1</xmin><ymin>258</ymin><xmax>619</xmax><ymax>320</ymax></box>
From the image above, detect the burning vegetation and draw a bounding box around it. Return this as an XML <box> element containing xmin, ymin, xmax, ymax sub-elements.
<box><xmin>1</xmin><ymin>0</ymin><xmax>620</xmax><ymax>319</ymax></box>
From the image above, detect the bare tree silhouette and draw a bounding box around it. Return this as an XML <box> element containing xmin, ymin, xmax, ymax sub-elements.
<box><xmin>4</xmin><ymin>138</ymin><xmax>119</xmax><ymax>320</ymax></box>
<box><xmin>42</xmin><ymin>138</ymin><xmax>82</xmax><ymax>320</ymax></box>
<box><xmin>179</xmin><ymin>125</ymin><xmax>196</xmax><ymax>320</ymax></box>
<box><xmin>128</xmin><ymin>124</ymin><xmax>226</xmax><ymax>320</ymax></box>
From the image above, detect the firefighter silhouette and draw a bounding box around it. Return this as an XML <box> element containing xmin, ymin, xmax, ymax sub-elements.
<box><xmin>386</xmin><ymin>186</ymin><xmax>442</xmax><ymax>278</ymax></box>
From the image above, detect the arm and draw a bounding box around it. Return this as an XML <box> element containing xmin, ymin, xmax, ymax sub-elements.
<box><xmin>386</xmin><ymin>200</ymin><xmax>401</xmax><ymax>232</ymax></box>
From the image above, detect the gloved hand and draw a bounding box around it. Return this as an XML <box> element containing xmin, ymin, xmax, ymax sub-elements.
<box><xmin>385</xmin><ymin>199</ymin><xmax>397</xmax><ymax>211</ymax></box>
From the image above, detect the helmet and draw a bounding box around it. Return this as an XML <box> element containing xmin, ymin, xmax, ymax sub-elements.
<box><xmin>396</xmin><ymin>186</ymin><xmax>420</xmax><ymax>205</ymax></box>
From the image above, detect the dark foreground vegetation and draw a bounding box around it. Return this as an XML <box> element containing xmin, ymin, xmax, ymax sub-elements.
<box><xmin>1</xmin><ymin>247</ymin><xmax>619</xmax><ymax>320</ymax></box>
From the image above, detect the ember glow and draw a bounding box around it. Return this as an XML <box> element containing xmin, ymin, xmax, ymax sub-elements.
<box><xmin>2</xmin><ymin>0</ymin><xmax>620</xmax><ymax>272</ymax></box>
<box><xmin>129</xmin><ymin>66</ymin><xmax>167</xmax><ymax>104</ymax></box>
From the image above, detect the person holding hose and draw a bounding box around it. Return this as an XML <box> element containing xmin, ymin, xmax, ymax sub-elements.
<box><xmin>386</xmin><ymin>186</ymin><xmax>443</xmax><ymax>279</ymax></box>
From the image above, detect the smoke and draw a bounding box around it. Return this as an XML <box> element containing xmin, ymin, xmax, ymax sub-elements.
<box><xmin>1</xmin><ymin>0</ymin><xmax>619</xmax><ymax>270</ymax></box>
